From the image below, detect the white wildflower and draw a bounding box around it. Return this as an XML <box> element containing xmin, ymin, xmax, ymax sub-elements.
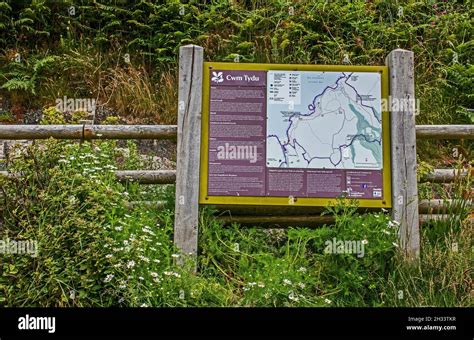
<box><xmin>126</xmin><ymin>260</ymin><xmax>135</xmax><ymax>269</ymax></box>
<box><xmin>324</xmin><ymin>298</ymin><xmax>332</xmax><ymax>304</ymax></box>
<box><xmin>104</xmin><ymin>274</ymin><xmax>114</xmax><ymax>283</ymax></box>
<box><xmin>361</xmin><ymin>239</ymin><xmax>369</xmax><ymax>245</ymax></box>
<box><xmin>388</xmin><ymin>220</ymin><xmax>400</xmax><ymax>228</ymax></box>
<box><xmin>143</xmin><ymin>228</ymin><xmax>156</xmax><ymax>236</ymax></box>
<box><xmin>288</xmin><ymin>291</ymin><xmax>299</xmax><ymax>302</ymax></box>
<box><xmin>283</xmin><ymin>279</ymin><xmax>292</xmax><ymax>286</ymax></box>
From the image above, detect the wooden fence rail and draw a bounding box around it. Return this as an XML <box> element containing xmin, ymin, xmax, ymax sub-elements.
<box><xmin>0</xmin><ymin>125</ymin><xmax>177</xmax><ymax>140</ymax></box>
<box><xmin>0</xmin><ymin>170</ymin><xmax>177</xmax><ymax>184</ymax></box>
<box><xmin>1</xmin><ymin>124</ymin><xmax>473</xmax><ymax>140</ymax></box>
<box><xmin>420</xmin><ymin>168</ymin><xmax>472</xmax><ymax>183</ymax></box>
<box><xmin>416</xmin><ymin>125</ymin><xmax>474</xmax><ymax>139</ymax></box>
<box><xmin>114</xmin><ymin>170</ymin><xmax>176</xmax><ymax>184</ymax></box>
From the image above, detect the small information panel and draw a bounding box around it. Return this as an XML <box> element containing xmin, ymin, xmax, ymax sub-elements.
<box><xmin>200</xmin><ymin>63</ymin><xmax>391</xmax><ymax>208</ymax></box>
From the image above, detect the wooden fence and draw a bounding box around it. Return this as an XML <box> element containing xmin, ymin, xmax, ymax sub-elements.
<box><xmin>0</xmin><ymin>45</ymin><xmax>473</xmax><ymax>266</ymax></box>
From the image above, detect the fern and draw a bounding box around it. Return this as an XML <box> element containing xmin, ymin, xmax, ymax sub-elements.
<box><xmin>1</xmin><ymin>77</ymin><xmax>36</xmax><ymax>95</ymax></box>
<box><xmin>0</xmin><ymin>55</ymin><xmax>58</xmax><ymax>96</ymax></box>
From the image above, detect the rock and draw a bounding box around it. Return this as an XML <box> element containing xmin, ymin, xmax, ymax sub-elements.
<box><xmin>24</xmin><ymin>109</ymin><xmax>43</xmax><ymax>124</ymax></box>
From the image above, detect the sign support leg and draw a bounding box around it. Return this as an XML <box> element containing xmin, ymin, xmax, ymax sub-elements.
<box><xmin>174</xmin><ymin>44</ymin><xmax>203</xmax><ymax>271</ymax></box>
<box><xmin>386</xmin><ymin>49</ymin><xmax>420</xmax><ymax>260</ymax></box>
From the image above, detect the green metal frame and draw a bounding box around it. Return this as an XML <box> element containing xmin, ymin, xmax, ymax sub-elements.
<box><xmin>199</xmin><ymin>62</ymin><xmax>391</xmax><ymax>208</ymax></box>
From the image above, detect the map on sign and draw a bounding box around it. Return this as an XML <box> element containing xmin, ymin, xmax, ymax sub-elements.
<box><xmin>266</xmin><ymin>71</ymin><xmax>382</xmax><ymax>170</ymax></box>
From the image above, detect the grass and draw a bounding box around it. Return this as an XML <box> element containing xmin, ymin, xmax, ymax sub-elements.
<box><xmin>0</xmin><ymin>139</ymin><xmax>471</xmax><ymax>307</ymax></box>
<box><xmin>103</xmin><ymin>66</ymin><xmax>176</xmax><ymax>124</ymax></box>
<box><xmin>387</xmin><ymin>218</ymin><xmax>472</xmax><ymax>307</ymax></box>
<box><xmin>37</xmin><ymin>47</ymin><xmax>177</xmax><ymax>124</ymax></box>
<box><xmin>0</xmin><ymin>0</ymin><xmax>471</xmax><ymax>308</ymax></box>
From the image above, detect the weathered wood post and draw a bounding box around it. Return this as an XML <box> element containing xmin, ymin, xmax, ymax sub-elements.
<box><xmin>386</xmin><ymin>49</ymin><xmax>420</xmax><ymax>260</ymax></box>
<box><xmin>174</xmin><ymin>45</ymin><xmax>203</xmax><ymax>269</ymax></box>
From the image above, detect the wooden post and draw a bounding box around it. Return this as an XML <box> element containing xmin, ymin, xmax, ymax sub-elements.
<box><xmin>386</xmin><ymin>49</ymin><xmax>420</xmax><ymax>260</ymax></box>
<box><xmin>173</xmin><ymin>45</ymin><xmax>203</xmax><ymax>269</ymax></box>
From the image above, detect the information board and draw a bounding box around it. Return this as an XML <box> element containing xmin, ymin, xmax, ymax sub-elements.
<box><xmin>199</xmin><ymin>63</ymin><xmax>391</xmax><ymax>208</ymax></box>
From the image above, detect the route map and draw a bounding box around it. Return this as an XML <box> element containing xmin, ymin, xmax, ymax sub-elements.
<box><xmin>266</xmin><ymin>71</ymin><xmax>382</xmax><ymax>170</ymax></box>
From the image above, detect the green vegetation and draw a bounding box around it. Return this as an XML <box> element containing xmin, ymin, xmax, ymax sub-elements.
<box><xmin>0</xmin><ymin>1</ymin><xmax>472</xmax><ymax>307</ymax></box>
<box><xmin>0</xmin><ymin>140</ymin><xmax>471</xmax><ymax>307</ymax></box>
<box><xmin>0</xmin><ymin>1</ymin><xmax>472</xmax><ymax>131</ymax></box>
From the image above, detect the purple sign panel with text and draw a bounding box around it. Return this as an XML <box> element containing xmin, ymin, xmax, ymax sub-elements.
<box><xmin>208</xmin><ymin>70</ymin><xmax>266</xmax><ymax>196</ymax></box>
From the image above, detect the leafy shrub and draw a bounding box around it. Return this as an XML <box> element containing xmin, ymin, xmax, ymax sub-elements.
<box><xmin>0</xmin><ymin>139</ymin><xmax>185</xmax><ymax>306</ymax></box>
<box><xmin>313</xmin><ymin>203</ymin><xmax>399</xmax><ymax>306</ymax></box>
<box><xmin>198</xmin><ymin>202</ymin><xmax>399</xmax><ymax>307</ymax></box>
